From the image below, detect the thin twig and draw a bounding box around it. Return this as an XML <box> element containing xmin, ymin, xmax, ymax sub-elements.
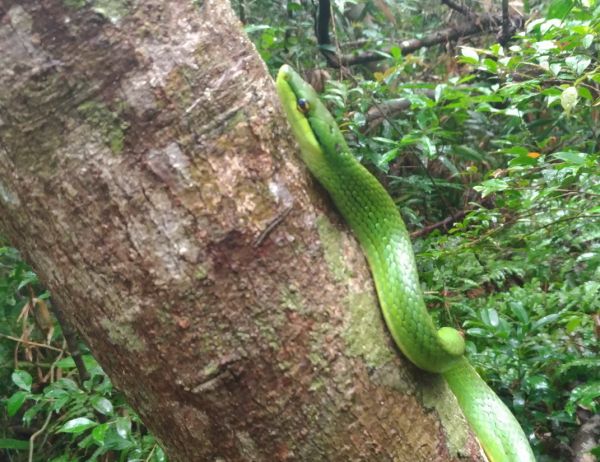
<box><xmin>253</xmin><ymin>206</ymin><xmax>293</xmax><ymax>247</ymax></box>
<box><xmin>144</xmin><ymin>444</ymin><xmax>158</xmax><ymax>462</ymax></box>
<box><xmin>411</xmin><ymin>209</ymin><xmax>470</xmax><ymax>238</ymax></box>
<box><xmin>464</xmin><ymin>213</ymin><xmax>600</xmax><ymax>248</ymax></box>
<box><xmin>28</xmin><ymin>411</ymin><xmax>53</xmax><ymax>462</ymax></box>
<box><xmin>0</xmin><ymin>334</ymin><xmax>65</xmax><ymax>352</ymax></box>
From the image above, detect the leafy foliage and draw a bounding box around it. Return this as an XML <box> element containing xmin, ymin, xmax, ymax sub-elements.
<box><xmin>0</xmin><ymin>246</ymin><xmax>165</xmax><ymax>462</ymax></box>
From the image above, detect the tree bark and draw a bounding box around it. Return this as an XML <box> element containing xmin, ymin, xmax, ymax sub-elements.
<box><xmin>0</xmin><ymin>0</ymin><xmax>484</xmax><ymax>460</ymax></box>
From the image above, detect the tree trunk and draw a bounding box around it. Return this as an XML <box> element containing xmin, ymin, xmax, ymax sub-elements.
<box><xmin>0</xmin><ymin>0</ymin><xmax>484</xmax><ymax>460</ymax></box>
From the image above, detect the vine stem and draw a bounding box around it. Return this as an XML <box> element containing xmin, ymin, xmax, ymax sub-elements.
<box><xmin>28</xmin><ymin>411</ymin><xmax>53</xmax><ymax>462</ymax></box>
<box><xmin>145</xmin><ymin>444</ymin><xmax>158</xmax><ymax>462</ymax></box>
<box><xmin>28</xmin><ymin>340</ymin><xmax>67</xmax><ymax>460</ymax></box>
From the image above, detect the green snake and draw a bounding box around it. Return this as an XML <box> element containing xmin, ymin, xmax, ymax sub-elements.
<box><xmin>276</xmin><ymin>65</ymin><xmax>535</xmax><ymax>462</ymax></box>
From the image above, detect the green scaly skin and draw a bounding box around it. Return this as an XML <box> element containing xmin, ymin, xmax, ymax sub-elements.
<box><xmin>276</xmin><ymin>65</ymin><xmax>535</xmax><ymax>462</ymax></box>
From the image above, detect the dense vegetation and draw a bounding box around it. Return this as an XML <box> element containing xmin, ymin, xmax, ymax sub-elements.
<box><xmin>2</xmin><ymin>0</ymin><xmax>599</xmax><ymax>461</ymax></box>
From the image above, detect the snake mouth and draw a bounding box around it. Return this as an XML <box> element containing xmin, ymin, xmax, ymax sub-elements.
<box><xmin>276</xmin><ymin>66</ymin><xmax>325</xmax><ymax>169</ymax></box>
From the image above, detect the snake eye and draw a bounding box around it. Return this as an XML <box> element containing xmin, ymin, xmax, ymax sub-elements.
<box><xmin>297</xmin><ymin>98</ymin><xmax>310</xmax><ymax>114</ymax></box>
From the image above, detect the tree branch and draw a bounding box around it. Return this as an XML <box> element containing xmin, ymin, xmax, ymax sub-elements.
<box><xmin>50</xmin><ymin>301</ymin><xmax>90</xmax><ymax>383</ymax></box>
<box><xmin>0</xmin><ymin>1</ymin><xmax>484</xmax><ymax>459</ymax></box>
<box><xmin>500</xmin><ymin>0</ymin><xmax>511</xmax><ymax>44</ymax></box>
<box><xmin>410</xmin><ymin>209</ymin><xmax>470</xmax><ymax>238</ymax></box>
<box><xmin>316</xmin><ymin>12</ymin><xmax>524</xmax><ymax>67</ymax></box>
<box><xmin>315</xmin><ymin>0</ymin><xmax>331</xmax><ymax>46</ymax></box>
<box><xmin>365</xmin><ymin>90</ymin><xmax>437</xmax><ymax>131</ymax></box>
<box><xmin>440</xmin><ymin>0</ymin><xmax>474</xmax><ymax>18</ymax></box>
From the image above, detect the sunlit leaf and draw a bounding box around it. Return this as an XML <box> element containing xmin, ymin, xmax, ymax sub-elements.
<box><xmin>560</xmin><ymin>86</ymin><xmax>578</xmax><ymax>114</ymax></box>
<box><xmin>553</xmin><ymin>151</ymin><xmax>587</xmax><ymax>164</ymax></box>
<box><xmin>59</xmin><ymin>417</ymin><xmax>97</xmax><ymax>434</ymax></box>
<box><xmin>459</xmin><ymin>47</ymin><xmax>479</xmax><ymax>64</ymax></box>
<box><xmin>473</xmin><ymin>179</ymin><xmax>509</xmax><ymax>197</ymax></box>
<box><xmin>91</xmin><ymin>396</ymin><xmax>114</xmax><ymax>416</ymax></box>
<box><xmin>11</xmin><ymin>370</ymin><xmax>32</xmax><ymax>392</ymax></box>
<box><xmin>565</xmin><ymin>56</ymin><xmax>591</xmax><ymax>75</ymax></box>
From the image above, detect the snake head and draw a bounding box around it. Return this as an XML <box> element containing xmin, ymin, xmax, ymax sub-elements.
<box><xmin>276</xmin><ymin>65</ymin><xmax>350</xmax><ymax>174</ymax></box>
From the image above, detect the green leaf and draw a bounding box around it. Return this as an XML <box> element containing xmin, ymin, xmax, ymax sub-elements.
<box><xmin>438</xmin><ymin>155</ymin><xmax>459</xmax><ymax>177</ymax></box>
<box><xmin>547</xmin><ymin>0</ymin><xmax>572</xmax><ymax>19</ymax></box>
<box><xmin>91</xmin><ymin>396</ymin><xmax>114</xmax><ymax>416</ymax></box>
<box><xmin>55</xmin><ymin>357</ymin><xmax>76</xmax><ymax>369</ymax></box>
<box><xmin>59</xmin><ymin>417</ymin><xmax>97</xmax><ymax>434</ymax></box>
<box><xmin>549</xmin><ymin>63</ymin><xmax>562</xmax><ymax>76</ymax></box>
<box><xmin>372</xmin><ymin>136</ymin><xmax>397</xmax><ymax>145</ymax></box>
<box><xmin>376</xmin><ymin>148</ymin><xmax>399</xmax><ymax>171</ymax></box>
<box><xmin>419</xmin><ymin>136</ymin><xmax>436</xmax><ymax>157</ymax></box>
<box><xmin>565</xmin><ymin>317</ymin><xmax>581</xmax><ymax>333</ymax></box>
<box><xmin>473</xmin><ymin>179</ymin><xmax>509</xmax><ymax>197</ymax></box>
<box><xmin>566</xmin><ymin>381</ymin><xmax>600</xmax><ymax>415</ymax></box>
<box><xmin>115</xmin><ymin>417</ymin><xmax>131</xmax><ymax>439</ymax></box>
<box><xmin>153</xmin><ymin>446</ymin><xmax>167</xmax><ymax>462</ymax></box>
<box><xmin>434</xmin><ymin>84</ymin><xmax>445</xmax><ymax>102</ymax></box>
<box><xmin>578</xmin><ymin>86</ymin><xmax>593</xmax><ymax>101</ymax></box>
<box><xmin>532</xmin><ymin>40</ymin><xmax>558</xmax><ymax>52</ymax></box>
<box><xmin>466</xmin><ymin>327</ymin><xmax>492</xmax><ymax>338</ymax></box>
<box><xmin>53</xmin><ymin>377</ymin><xmax>80</xmax><ymax>392</ymax></box>
<box><xmin>553</xmin><ymin>151</ymin><xmax>587</xmax><ymax>165</ymax></box>
<box><xmin>503</xmin><ymin>107</ymin><xmax>522</xmax><ymax>117</ymax></box>
<box><xmin>532</xmin><ymin>313</ymin><xmax>561</xmax><ymax>331</ymax></box>
<box><xmin>527</xmin><ymin>375</ymin><xmax>550</xmax><ymax>392</ymax></box>
<box><xmin>557</xmin><ymin>358</ymin><xmax>600</xmax><ymax>376</ymax></box>
<box><xmin>0</xmin><ymin>438</ymin><xmax>29</xmax><ymax>450</ymax></box>
<box><xmin>565</xmin><ymin>56</ymin><xmax>591</xmax><ymax>75</ymax></box>
<box><xmin>7</xmin><ymin>391</ymin><xmax>28</xmax><ymax>417</ymax></box>
<box><xmin>11</xmin><ymin>370</ymin><xmax>32</xmax><ymax>392</ymax></box>
<box><xmin>481</xmin><ymin>58</ymin><xmax>498</xmax><ymax>73</ymax></box>
<box><xmin>510</xmin><ymin>301</ymin><xmax>529</xmax><ymax>324</ymax></box>
<box><xmin>91</xmin><ymin>423</ymin><xmax>108</xmax><ymax>443</ymax></box>
<box><xmin>460</xmin><ymin>47</ymin><xmax>479</xmax><ymax>64</ymax></box>
<box><xmin>244</xmin><ymin>24</ymin><xmax>269</xmax><ymax>34</ymax></box>
<box><xmin>582</xmin><ymin>34</ymin><xmax>594</xmax><ymax>49</ymax></box>
<box><xmin>389</xmin><ymin>46</ymin><xmax>402</xmax><ymax>60</ymax></box>
<box><xmin>482</xmin><ymin>308</ymin><xmax>500</xmax><ymax>327</ymax></box>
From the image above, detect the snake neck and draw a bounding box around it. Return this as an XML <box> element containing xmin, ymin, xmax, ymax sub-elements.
<box><xmin>311</xmin><ymin>154</ymin><xmax>464</xmax><ymax>373</ymax></box>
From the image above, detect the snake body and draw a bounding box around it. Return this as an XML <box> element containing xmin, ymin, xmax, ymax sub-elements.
<box><xmin>276</xmin><ymin>65</ymin><xmax>535</xmax><ymax>462</ymax></box>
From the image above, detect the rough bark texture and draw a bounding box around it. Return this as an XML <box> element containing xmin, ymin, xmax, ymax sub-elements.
<box><xmin>0</xmin><ymin>1</ymin><xmax>485</xmax><ymax>460</ymax></box>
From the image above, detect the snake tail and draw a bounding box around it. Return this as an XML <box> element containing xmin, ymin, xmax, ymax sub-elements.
<box><xmin>444</xmin><ymin>358</ymin><xmax>535</xmax><ymax>461</ymax></box>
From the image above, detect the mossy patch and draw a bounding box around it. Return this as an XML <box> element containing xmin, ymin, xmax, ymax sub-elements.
<box><xmin>421</xmin><ymin>375</ymin><xmax>471</xmax><ymax>457</ymax></box>
<box><xmin>342</xmin><ymin>291</ymin><xmax>394</xmax><ymax>367</ymax></box>
<box><xmin>195</xmin><ymin>265</ymin><xmax>208</xmax><ymax>280</ymax></box>
<box><xmin>315</xmin><ymin>215</ymin><xmax>348</xmax><ymax>281</ymax></box>
<box><xmin>254</xmin><ymin>307</ymin><xmax>285</xmax><ymax>351</ymax></box>
<box><xmin>164</xmin><ymin>65</ymin><xmax>197</xmax><ymax>109</ymax></box>
<box><xmin>100</xmin><ymin>318</ymin><xmax>146</xmax><ymax>353</ymax></box>
<box><xmin>280</xmin><ymin>287</ymin><xmax>307</xmax><ymax>314</ymax></box>
<box><xmin>77</xmin><ymin>101</ymin><xmax>128</xmax><ymax>154</ymax></box>
<box><xmin>64</xmin><ymin>0</ymin><xmax>130</xmax><ymax>21</ymax></box>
